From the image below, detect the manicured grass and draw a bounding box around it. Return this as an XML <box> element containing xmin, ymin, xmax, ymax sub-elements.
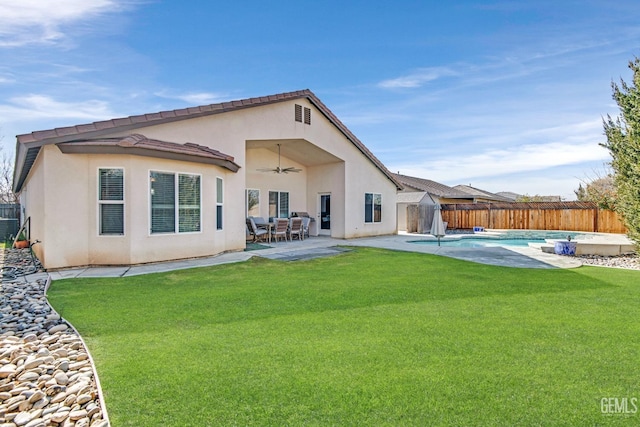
<box><xmin>47</xmin><ymin>247</ymin><xmax>640</xmax><ymax>426</ymax></box>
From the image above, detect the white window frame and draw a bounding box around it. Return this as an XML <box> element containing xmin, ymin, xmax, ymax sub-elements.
<box><xmin>269</xmin><ymin>190</ymin><xmax>290</xmax><ymax>219</ymax></box>
<box><xmin>216</xmin><ymin>177</ymin><xmax>223</xmax><ymax>231</ymax></box>
<box><xmin>365</xmin><ymin>192</ymin><xmax>382</xmax><ymax>223</ymax></box>
<box><xmin>149</xmin><ymin>170</ymin><xmax>202</xmax><ymax>235</ymax></box>
<box><xmin>98</xmin><ymin>167</ymin><xmax>124</xmax><ymax>236</ymax></box>
<box><xmin>246</xmin><ymin>188</ymin><xmax>260</xmax><ymax>217</ymax></box>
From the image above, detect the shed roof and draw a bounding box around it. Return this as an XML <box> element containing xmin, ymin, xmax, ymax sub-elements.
<box><xmin>397</xmin><ymin>191</ymin><xmax>430</xmax><ymax>204</ymax></box>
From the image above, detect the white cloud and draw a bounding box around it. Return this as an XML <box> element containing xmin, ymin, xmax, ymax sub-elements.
<box><xmin>396</xmin><ymin>140</ymin><xmax>609</xmax><ymax>182</ymax></box>
<box><xmin>154</xmin><ymin>91</ymin><xmax>233</xmax><ymax>106</ymax></box>
<box><xmin>378</xmin><ymin>67</ymin><xmax>458</xmax><ymax>89</ymax></box>
<box><xmin>0</xmin><ymin>94</ymin><xmax>116</xmax><ymax>122</ymax></box>
<box><xmin>390</xmin><ymin>118</ymin><xmax>611</xmax><ymax>186</ymax></box>
<box><xmin>0</xmin><ymin>0</ymin><xmax>124</xmax><ymax>47</ymax></box>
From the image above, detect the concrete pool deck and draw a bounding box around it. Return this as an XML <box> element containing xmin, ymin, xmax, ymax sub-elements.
<box><xmin>344</xmin><ymin>233</ymin><xmax>583</xmax><ymax>269</ymax></box>
<box><xmin>402</xmin><ymin>229</ymin><xmax>637</xmax><ymax>257</ymax></box>
<box><xmin>46</xmin><ymin>232</ymin><xmax>586</xmax><ymax>280</ymax></box>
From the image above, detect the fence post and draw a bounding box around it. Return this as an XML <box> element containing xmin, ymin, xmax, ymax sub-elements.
<box><xmin>593</xmin><ymin>208</ymin><xmax>598</xmax><ymax>232</ymax></box>
<box><xmin>454</xmin><ymin>204</ymin><xmax>457</xmax><ymax>229</ymax></box>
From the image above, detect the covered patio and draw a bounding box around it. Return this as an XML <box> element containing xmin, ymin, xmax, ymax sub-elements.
<box><xmin>245</xmin><ymin>139</ymin><xmax>345</xmax><ymax>238</ymax></box>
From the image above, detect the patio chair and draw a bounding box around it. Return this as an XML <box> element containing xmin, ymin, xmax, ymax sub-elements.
<box><xmin>301</xmin><ymin>217</ymin><xmax>311</xmax><ymax>239</ymax></box>
<box><xmin>252</xmin><ymin>216</ymin><xmax>269</xmax><ymax>229</ymax></box>
<box><xmin>246</xmin><ymin>218</ymin><xmax>269</xmax><ymax>243</ymax></box>
<box><xmin>289</xmin><ymin>217</ymin><xmax>304</xmax><ymax>241</ymax></box>
<box><xmin>271</xmin><ymin>218</ymin><xmax>289</xmax><ymax>242</ymax></box>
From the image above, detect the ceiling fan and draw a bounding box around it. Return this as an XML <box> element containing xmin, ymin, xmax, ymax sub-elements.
<box><xmin>257</xmin><ymin>144</ymin><xmax>301</xmax><ymax>174</ymax></box>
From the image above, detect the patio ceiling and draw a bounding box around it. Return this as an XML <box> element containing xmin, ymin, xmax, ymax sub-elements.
<box><xmin>246</xmin><ymin>139</ymin><xmax>342</xmax><ymax>167</ymax></box>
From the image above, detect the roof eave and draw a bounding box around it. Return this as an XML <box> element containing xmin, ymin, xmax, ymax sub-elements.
<box><xmin>56</xmin><ymin>143</ymin><xmax>241</xmax><ymax>172</ymax></box>
<box><xmin>14</xmin><ymin>88</ymin><xmax>400</xmax><ymax>190</ymax></box>
<box><xmin>13</xmin><ymin>143</ymin><xmax>41</xmax><ymax>194</ymax></box>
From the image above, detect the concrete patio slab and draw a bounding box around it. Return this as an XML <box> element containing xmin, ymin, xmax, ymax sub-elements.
<box><xmin>44</xmin><ymin>232</ymin><xmax>595</xmax><ymax>280</ymax></box>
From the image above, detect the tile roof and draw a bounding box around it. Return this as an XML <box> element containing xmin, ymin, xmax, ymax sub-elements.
<box><xmin>392</xmin><ymin>173</ymin><xmax>469</xmax><ymax>198</ymax></box>
<box><xmin>495</xmin><ymin>191</ymin><xmax>520</xmax><ymax>201</ymax></box>
<box><xmin>16</xmin><ymin>90</ymin><xmax>313</xmax><ymax>145</ymax></box>
<box><xmin>14</xmin><ymin>89</ymin><xmax>401</xmax><ymax>192</ymax></box>
<box><xmin>452</xmin><ymin>185</ymin><xmax>513</xmax><ymax>202</ymax></box>
<box><xmin>56</xmin><ymin>134</ymin><xmax>240</xmax><ymax>172</ymax></box>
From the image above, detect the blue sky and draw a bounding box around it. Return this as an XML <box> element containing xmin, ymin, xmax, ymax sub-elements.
<box><xmin>1</xmin><ymin>1</ymin><xmax>639</xmax><ymax>200</ymax></box>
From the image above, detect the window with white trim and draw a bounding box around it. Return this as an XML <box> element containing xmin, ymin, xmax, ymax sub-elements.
<box><xmin>98</xmin><ymin>168</ymin><xmax>124</xmax><ymax>235</ymax></box>
<box><xmin>269</xmin><ymin>191</ymin><xmax>289</xmax><ymax>218</ymax></box>
<box><xmin>246</xmin><ymin>189</ymin><xmax>260</xmax><ymax>217</ymax></box>
<box><xmin>365</xmin><ymin>193</ymin><xmax>382</xmax><ymax>223</ymax></box>
<box><xmin>216</xmin><ymin>177</ymin><xmax>223</xmax><ymax>230</ymax></box>
<box><xmin>150</xmin><ymin>171</ymin><xmax>201</xmax><ymax>234</ymax></box>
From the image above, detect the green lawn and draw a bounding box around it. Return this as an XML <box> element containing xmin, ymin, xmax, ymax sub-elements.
<box><xmin>47</xmin><ymin>247</ymin><xmax>640</xmax><ymax>426</ymax></box>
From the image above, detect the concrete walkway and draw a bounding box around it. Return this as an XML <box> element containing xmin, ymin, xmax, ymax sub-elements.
<box><xmin>47</xmin><ymin>233</ymin><xmax>582</xmax><ymax>280</ymax></box>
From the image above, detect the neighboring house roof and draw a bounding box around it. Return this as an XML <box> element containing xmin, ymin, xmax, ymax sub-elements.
<box><xmin>392</xmin><ymin>173</ymin><xmax>470</xmax><ymax>199</ymax></box>
<box><xmin>495</xmin><ymin>191</ymin><xmax>562</xmax><ymax>202</ymax></box>
<box><xmin>537</xmin><ymin>195</ymin><xmax>563</xmax><ymax>202</ymax></box>
<box><xmin>393</xmin><ymin>173</ymin><xmax>471</xmax><ymax>199</ymax></box>
<box><xmin>13</xmin><ymin>89</ymin><xmax>402</xmax><ymax>192</ymax></box>
<box><xmin>452</xmin><ymin>185</ymin><xmax>513</xmax><ymax>202</ymax></box>
<box><xmin>443</xmin><ymin>201</ymin><xmax>598</xmax><ymax>210</ymax></box>
<box><xmin>496</xmin><ymin>191</ymin><xmax>520</xmax><ymax>201</ymax></box>
<box><xmin>57</xmin><ymin>134</ymin><xmax>241</xmax><ymax>172</ymax></box>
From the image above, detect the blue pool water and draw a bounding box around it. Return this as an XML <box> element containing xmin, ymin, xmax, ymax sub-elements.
<box><xmin>410</xmin><ymin>230</ymin><xmax>584</xmax><ymax>248</ymax></box>
<box><xmin>411</xmin><ymin>238</ymin><xmax>547</xmax><ymax>248</ymax></box>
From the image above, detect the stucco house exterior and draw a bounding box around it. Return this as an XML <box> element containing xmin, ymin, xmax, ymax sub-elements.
<box><xmin>13</xmin><ymin>90</ymin><xmax>401</xmax><ymax>269</ymax></box>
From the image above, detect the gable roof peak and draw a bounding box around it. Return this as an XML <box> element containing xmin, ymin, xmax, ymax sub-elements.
<box><xmin>17</xmin><ymin>89</ymin><xmax>315</xmax><ymax>146</ymax></box>
<box><xmin>13</xmin><ymin>89</ymin><xmax>401</xmax><ymax>192</ymax></box>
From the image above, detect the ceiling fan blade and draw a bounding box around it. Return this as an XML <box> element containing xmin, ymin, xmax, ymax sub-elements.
<box><xmin>281</xmin><ymin>167</ymin><xmax>301</xmax><ymax>173</ymax></box>
<box><xmin>257</xmin><ymin>144</ymin><xmax>300</xmax><ymax>173</ymax></box>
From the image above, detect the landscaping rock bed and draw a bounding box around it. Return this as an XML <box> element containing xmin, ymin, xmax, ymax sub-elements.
<box><xmin>576</xmin><ymin>253</ymin><xmax>640</xmax><ymax>270</ymax></box>
<box><xmin>1</xmin><ymin>249</ymin><xmax>109</xmax><ymax>427</ymax></box>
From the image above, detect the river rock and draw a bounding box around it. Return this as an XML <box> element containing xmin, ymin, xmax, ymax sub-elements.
<box><xmin>1</xmin><ymin>248</ymin><xmax>109</xmax><ymax>426</ymax></box>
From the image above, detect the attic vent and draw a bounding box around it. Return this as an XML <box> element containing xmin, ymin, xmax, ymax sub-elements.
<box><xmin>304</xmin><ymin>107</ymin><xmax>311</xmax><ymax>125</ymax></box>
<box><xmin>295</xmin><ymin>104</ymin><xmax>303</xmax><ymax>122</ymax></box>
<box><xmin>295</xmin><ymin>104</ymin><xmax>311</xmax><ymax>125</ymax></box>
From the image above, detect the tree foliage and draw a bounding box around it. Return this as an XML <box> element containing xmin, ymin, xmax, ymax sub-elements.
<box><xmin>0</xmin><ymin>132</ymin><xmax>19</xmax><ymax>205</ymax></box>
<box><xmin>574</xmin><ymin>174</ymin><xmax>617</xmax><ymax>210</ymax></box>
<box><xmin>0</xmin><ymin>153</ymin><xmax>18</xmax><ymax>204</ymax></box>
<box><xmin>515</xmin><ymin>194</ymin><xmax>562</xmax><ymax>202</ymax></box>
<box><xmin>602</xmin><ymin>57</ymin><xmax>640</xmax><ymax>245</ymax></box>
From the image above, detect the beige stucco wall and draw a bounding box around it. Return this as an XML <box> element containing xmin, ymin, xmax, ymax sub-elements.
<box><xmin>245</xmin><ymin>147</ymin><xmax>309</xmax><ymax>218</ymax></box>
<box><xmin>23</xmin><ymin>145</ymin><xmax>240</xmax><ymax>269</ymax></box>
<box><xmin>130</xmin><ymin>98</ymin><xmax>396</xmax><ymax>239</ymax></box>
<box><xmin>19</xmin><ymin>150</ymin><xmax>46</xmax><ymax>264</ymax></box>
<box><xmin>21</xmin><ymin>97</ymin><xmax>397</xmax><ymax>268</ymax></box>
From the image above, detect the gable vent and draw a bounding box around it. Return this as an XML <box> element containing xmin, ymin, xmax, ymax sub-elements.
<box><xmin>304</xmin><ymin>107</ymin><xmax>311</xmax><ymax>125</ymax></box>
<box><xmin>295</xmin><ymin>104</ymin><xmax>303</xmax><ymax>122</ymax></box>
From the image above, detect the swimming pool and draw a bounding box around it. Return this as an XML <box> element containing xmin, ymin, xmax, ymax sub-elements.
<box><xmin>409</xmin><ymin>230</ymin><xmax>586</xmax><ymax>248</ymax></box>
<box><xmin>410</xmin><ymin>238</ymin><xmax>547</xmax><ymax>248</ymax></box>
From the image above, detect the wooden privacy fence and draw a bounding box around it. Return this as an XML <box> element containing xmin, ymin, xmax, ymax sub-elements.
<box><xmin>408</xmin><ymin>202</ymin><xmax>627</xmax><ymax>234</ymax></box>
